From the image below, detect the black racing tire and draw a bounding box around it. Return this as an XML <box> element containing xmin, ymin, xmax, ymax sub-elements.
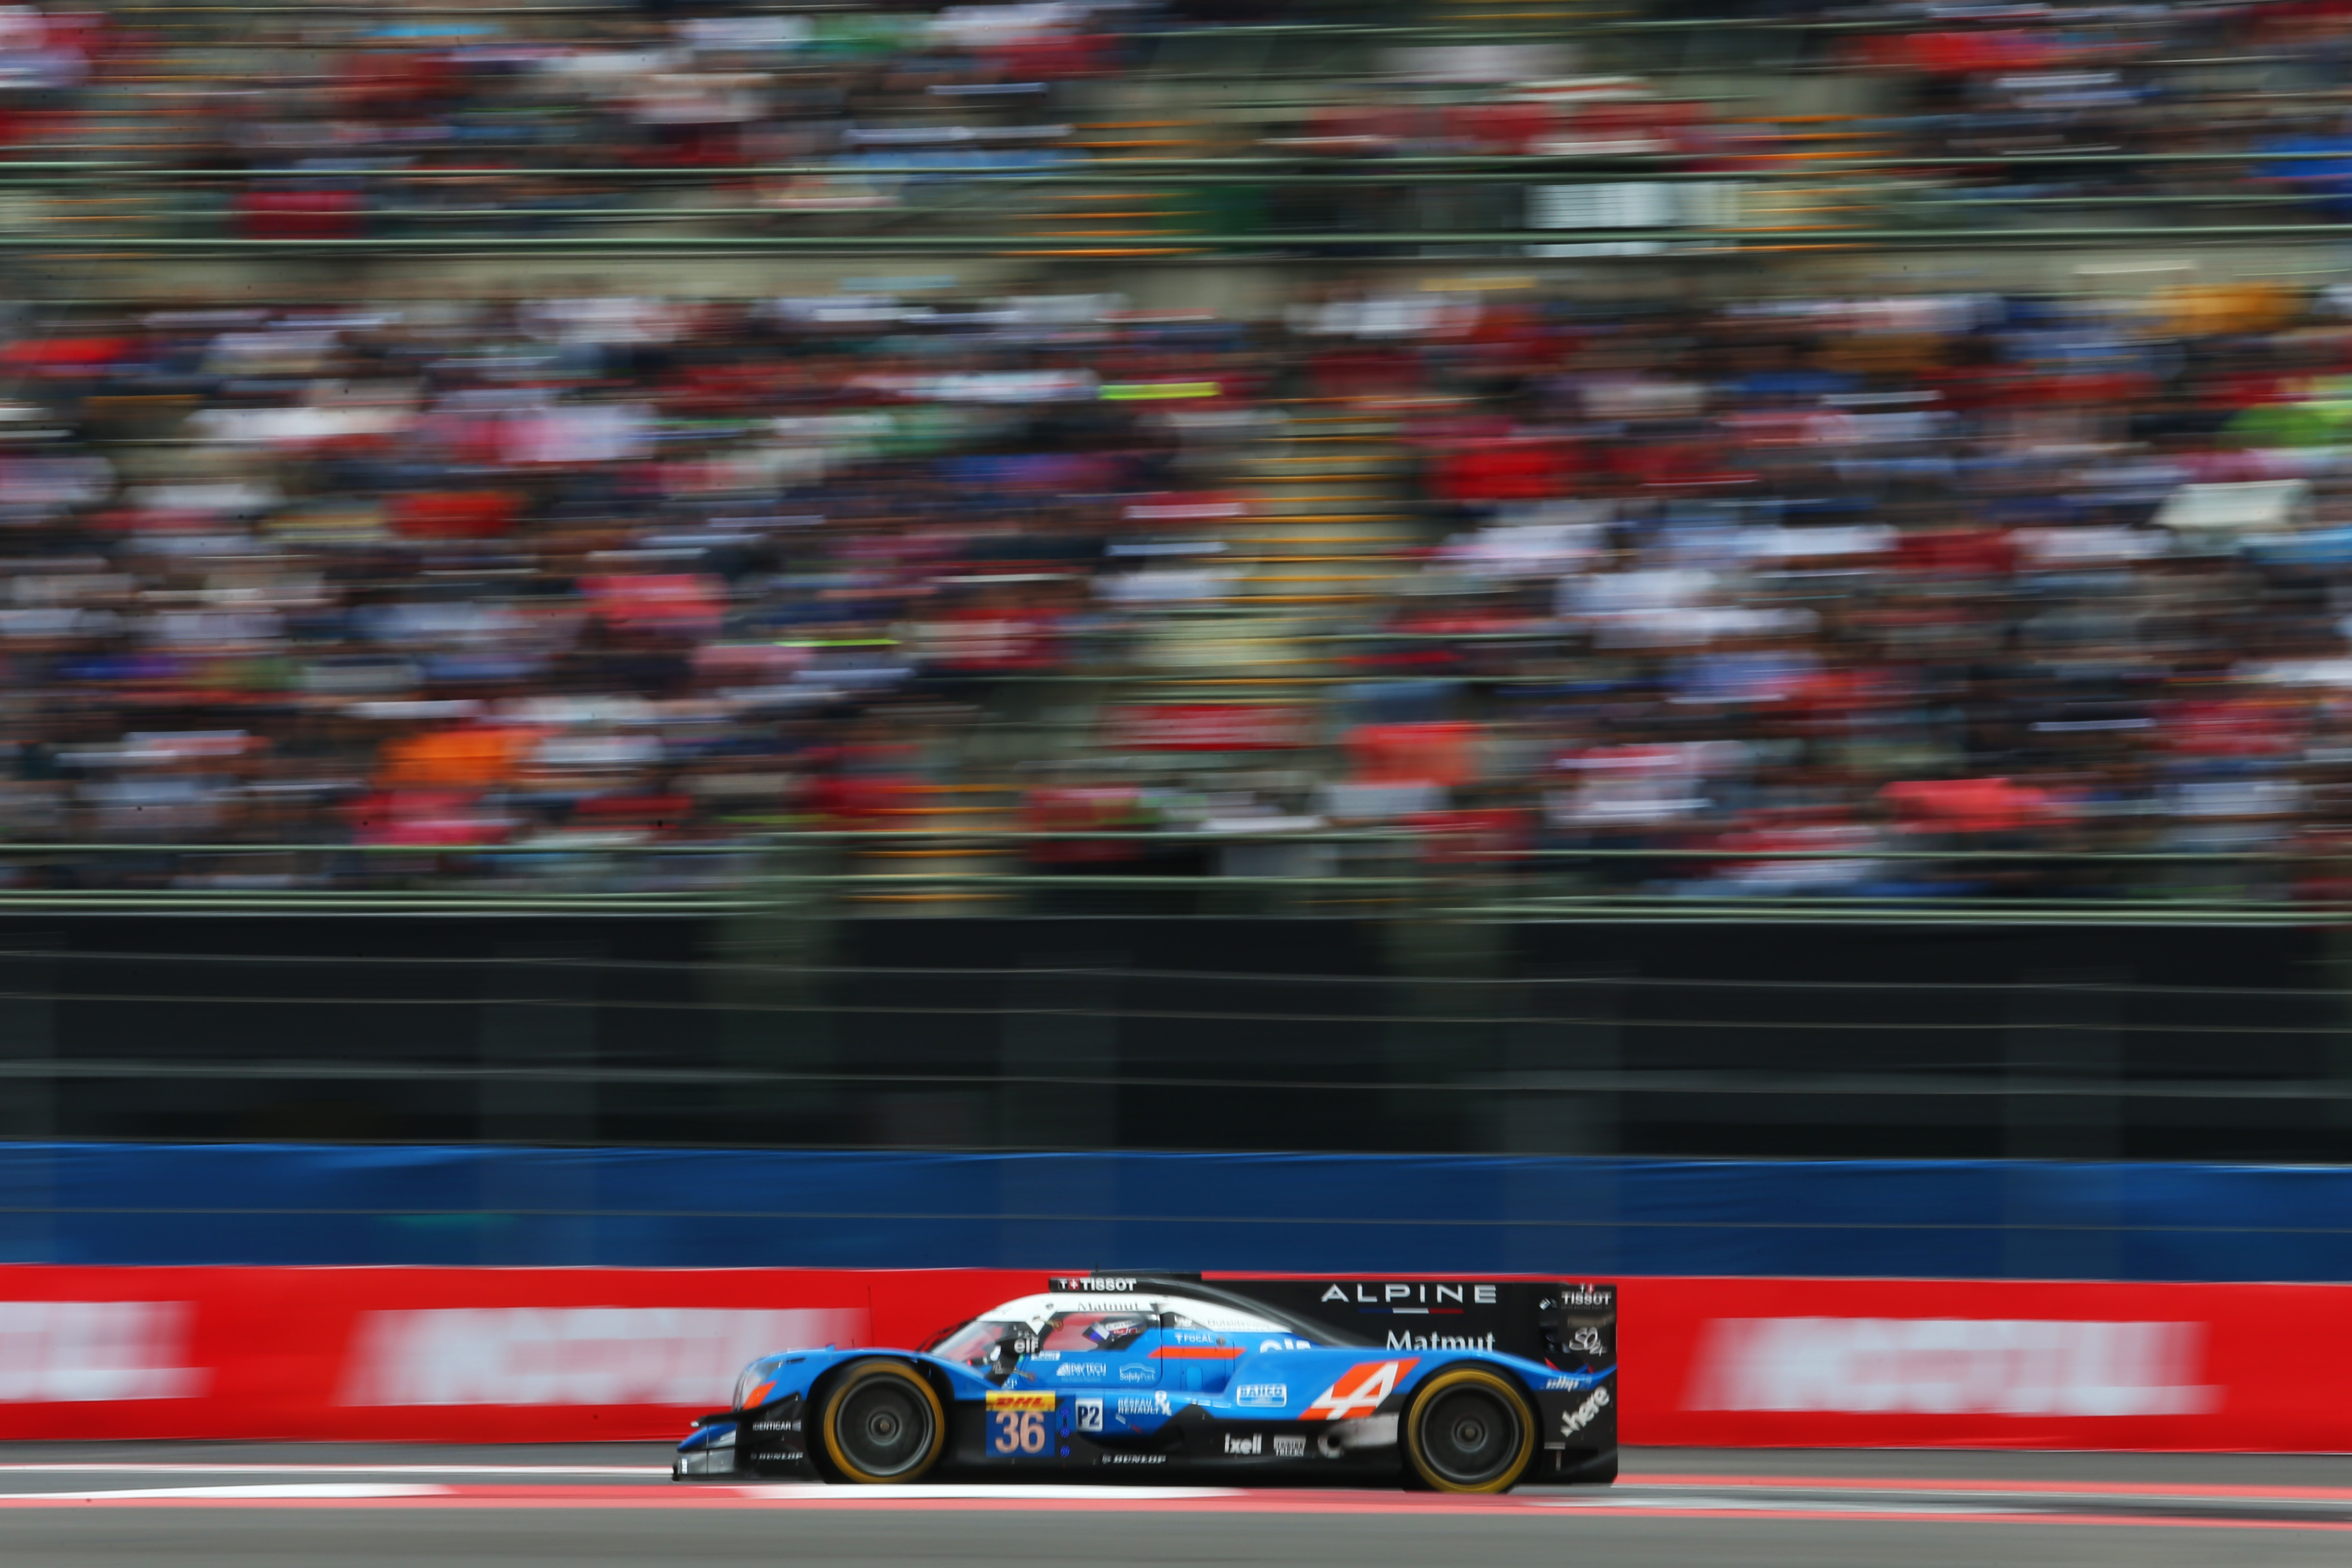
<box><xmin>1402</xmin><ymin>1367</ymin><xmax>1536</xmax><ymax>1494</ymax></box>
<box><xmin>818</xmin><ymin>1361</ymin><xmax>946</xmax><ymax>1484</ymax></box>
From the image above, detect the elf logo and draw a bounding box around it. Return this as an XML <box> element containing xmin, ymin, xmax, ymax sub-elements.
<box><xmin>1301</xmin><ymin>1359</ymin><xmax>1419</xmax><ymax>1421</ymax></box>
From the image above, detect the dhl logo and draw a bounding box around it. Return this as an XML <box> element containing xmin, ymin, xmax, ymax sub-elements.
<box><xmin>985</xmin><ymin>1392</ymin><xmax>1057</xmax><ymax>1411</ymax></box>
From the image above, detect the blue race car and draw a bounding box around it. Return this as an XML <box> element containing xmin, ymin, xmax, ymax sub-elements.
<box><xmin>676</xmin><ymin>1272</ymin><xmax>1616</xmax><ymax>1494</ymax></box>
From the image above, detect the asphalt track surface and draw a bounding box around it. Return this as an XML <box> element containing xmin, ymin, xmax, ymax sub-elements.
<box><xmin>5</xmin><ymin>1446</ymin><xmax>2352</xmax><ymax>1567</ymax></box>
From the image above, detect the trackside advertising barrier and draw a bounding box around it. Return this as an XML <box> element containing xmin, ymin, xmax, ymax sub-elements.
<box><xmin>0</xmin><ymin>1268</ymin><xmax>2348</xmax><ymax>1450</ymax></box>
<box><xmin>0</xmin><ymin>1266</ymin><xmax>1040</xmax><ymax>1442</ymax></box>
<box><xmin>1634</xmin><ymin>1276</ymin><xmax>2352</xmax><ymax>1453</ymax></box>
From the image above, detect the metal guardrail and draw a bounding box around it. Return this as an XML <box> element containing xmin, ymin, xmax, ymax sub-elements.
<box><xmin>8</xmin><ymin>229</ymin><xmax>2347</xmax><ymax>246</ymax></box>
<box><xmin>0</xmin><ymin>835</ymin><xmax>2332</xmax><ymax>923</ymax></box>
<box><xmin>15</xmin><ymin>152</ymin><xmax>2352</xmax><ymax>178</ymax></box>
<box><xmin>9</xmin><ymin>153</ymin><xmax>2350</xmax><ymax>255</ymax></box>
<box><xmin>4</xmin><ymin>230</ymin><xmax>2348</xmax><ymax>259</ymax></box>
<box><xmin>99</xmin><ymin>6</ymin><xmax>2291</xmax><ymax>37</ymax></box>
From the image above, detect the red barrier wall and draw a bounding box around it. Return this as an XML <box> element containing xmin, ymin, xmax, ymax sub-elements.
<box><xmin>0</xmin><ymin>1266</ymin><xmax>1047</xmax><ymax>1441</ymax></box>
<box><xmin>1620</xmin><ymin>1276</ymin><xmax>2352</xmax><ymax>1452</ymax></box>
<box><xmin>3</xmin><ymin>1268</ymin><xmax>2348</xmax><ymax>1450</ymax></box>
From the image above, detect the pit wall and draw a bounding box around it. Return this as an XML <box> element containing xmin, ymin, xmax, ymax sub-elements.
<box><xmin>2</xmin><ymin>1146</ymin><xmax>2349</xmax><ymax>1450</ymax></box>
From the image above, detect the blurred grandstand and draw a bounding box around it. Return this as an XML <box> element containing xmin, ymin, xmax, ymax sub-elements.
<box><xmin>0</xmin><ymin>1</ymin><xmax>2347</xmax><ymax>1156</ymax></box>
<box><xmin>0</xmin><ymin>1</ymin><xmax>2349</xmax><ymax>914</ymax></box>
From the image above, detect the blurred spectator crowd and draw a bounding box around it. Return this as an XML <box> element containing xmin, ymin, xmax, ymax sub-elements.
<box><xmin>0</xmin><ymin>0</ymin><xmax>2350</xmax><ymax>900</ymax></box>
<box><xmin>7</xmin><ymin>273</ymin><xmax>2352</xmax><ymax>903</ymax></box>
<box><xmin>0</xmin><ymin>286</ymin><xmax>1259</xmax><ymax>861</ymax></box>
<box><xmin>1372</xmin><ymin>279</ymin><xmax>2352</xmax><ymax>901</ymax></box>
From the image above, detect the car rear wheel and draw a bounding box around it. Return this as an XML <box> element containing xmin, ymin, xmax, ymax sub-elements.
<box><xmin>1403</xmin><ymin>1367</ymin><xmax>1535</xmax><ymax>1494</ymax></box>
<box><xmin>820</xmin><ymin>1362</ymin><xmax>946</xmax><ymax>1484</ymax></box>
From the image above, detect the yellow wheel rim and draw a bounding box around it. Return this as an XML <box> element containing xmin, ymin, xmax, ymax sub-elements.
<box><xmin>820</xmin><ymin>1362</ymin><xmax>947</xmax><ymax>1485</ymax></box>
<box><xmin>1403</xmin><ymin>1367</ymin><xmax>1535</xmax><ymax>1494</ymax></box>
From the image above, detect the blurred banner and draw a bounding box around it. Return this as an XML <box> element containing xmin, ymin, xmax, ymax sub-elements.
<box><xmin>0</xmin><ymin>1265</ymin><xmax>1039</xmax><ymax>1442</ymax></box>
<box><xmin>0</xmin><ymin>1267</ymin><xmax>2347</xmax><ymax>1450</ymax></box>
<box><xmin>1628</xmin><ymin>1276</ymin><xmax>2349</xmax><ymax>1452</ymax></box>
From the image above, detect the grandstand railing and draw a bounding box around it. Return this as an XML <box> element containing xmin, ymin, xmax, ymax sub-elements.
<box><xmin>5</xmin><ymin>152</ymin><xmax>2349</xmax><ymax>256</ymax></box>
<box><xmin>0</xmin><ymin>835</ymin><xmax>2333</xmax><ymax>922</ymax></box>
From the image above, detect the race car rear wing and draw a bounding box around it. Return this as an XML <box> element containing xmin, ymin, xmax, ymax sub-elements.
<box><xmin>1068</xmin><ymin>1272</ymin><xmax>1617</xmax><ymax>1380</ymax></box>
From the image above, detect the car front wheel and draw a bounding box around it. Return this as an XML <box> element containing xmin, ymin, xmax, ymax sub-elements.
<box><xmin>1402</xmin><ymin>1367</ymin><xmax>1535</xmax><ymax>1494</ymax></box>
<box><xmin>819</xmin><ymin>1361</ymin><xmax>946</xmax><ymax>1484</ymax></box>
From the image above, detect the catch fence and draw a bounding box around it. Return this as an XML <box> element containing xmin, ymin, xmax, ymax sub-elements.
<box><xmin>0</xmin><ymin>889</ymin><xmax>2342</xmax><ymax>1160</ymax></box>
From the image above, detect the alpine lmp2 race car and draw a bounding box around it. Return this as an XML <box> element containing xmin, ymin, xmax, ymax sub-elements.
<box><xmin>676</xmin><ymin>1272</ymin><xmax>1616</xmax><ymax>1493</ymax></box>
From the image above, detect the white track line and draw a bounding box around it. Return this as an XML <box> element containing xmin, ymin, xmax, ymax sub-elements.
<box><xmin>0</xmin><ymin>1465</ymin><xmax>666</xmax><ymax>1477</ymax></box>
<box><xmin>1534</xmin><ymin>1492</ymin><xmax>2013</xmax><ymax>1518</ymax></box>
<box><xmin>739</xmin><ymin>1485</ymin><xmax>1242</xmax><ymax>1501</ymax></box>
<box><xmin>11</xmin><ymin>1484</ymin><xmax>452</xmax><ymax>1501</ymax></box>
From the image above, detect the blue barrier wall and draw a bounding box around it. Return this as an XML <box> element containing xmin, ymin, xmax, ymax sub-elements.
<box><xmin>2</xmin><ymin>1145</ymin><xmax>2349</xmax><ymax>1280</ymax></box>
